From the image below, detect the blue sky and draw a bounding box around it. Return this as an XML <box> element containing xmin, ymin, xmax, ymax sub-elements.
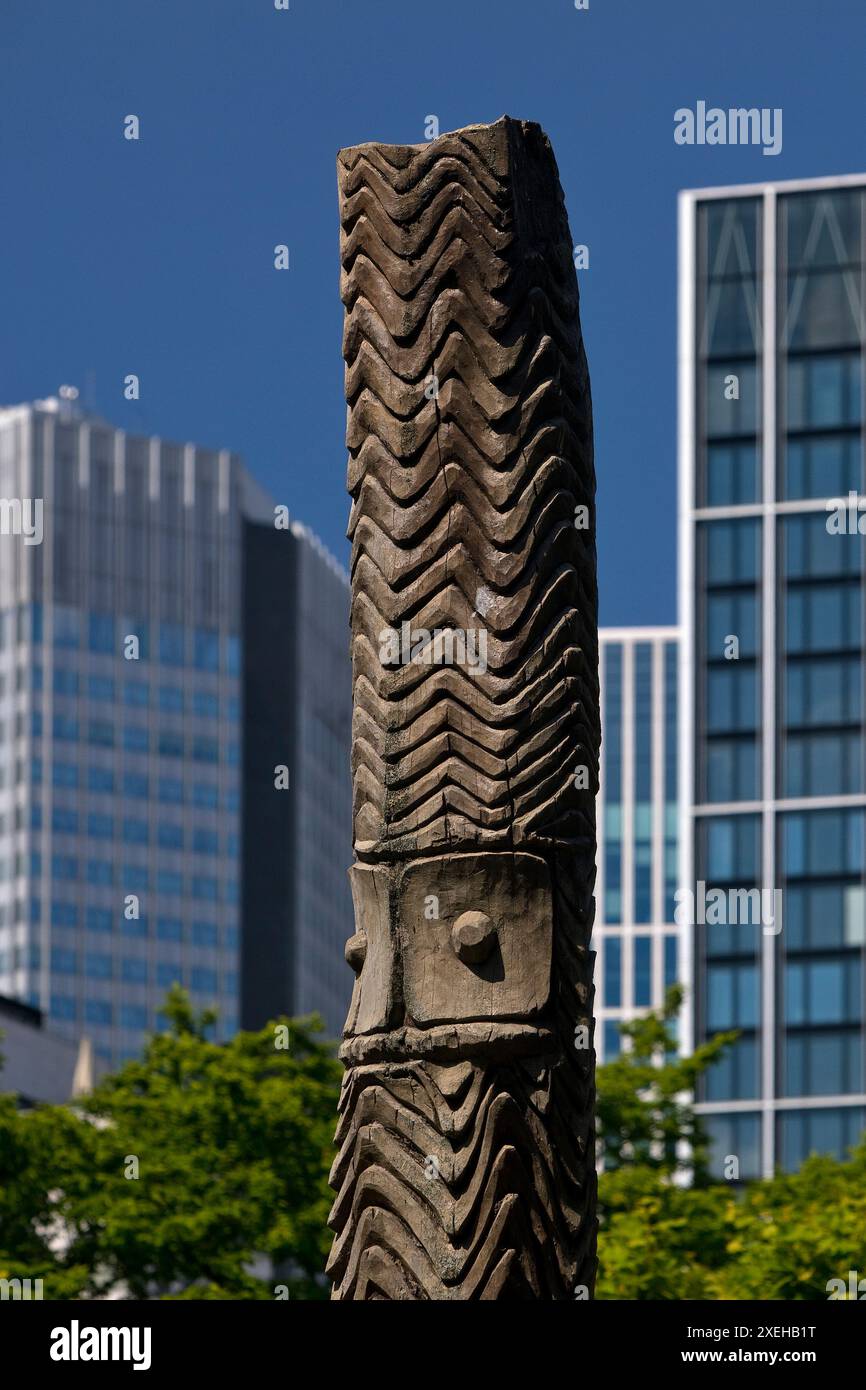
<box><xmin>2</xmin><ymin>0</ymin><xmax>864</xmax><ymax>623</ymax></box>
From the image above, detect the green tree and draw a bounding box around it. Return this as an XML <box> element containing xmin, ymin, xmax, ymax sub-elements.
<box><xmin>596</xmin><ymin>989</ymin><xmax>866</xmax><ymax>1299</ymax></box>
<box><xmin>0</xmin><ymin>990</ymin><xmax>341</xmax><ymax>1299</ymax></box>
<box><xmin>596</xmin><ymin>1143</ymin><xmax>866</xmax><ymax>1299</ymax></box>
<box><xmin>596</xmin><ymin>984</ymin><xmax>737</xmax><ymax>1180</ymax></box>
<box><xmin>0</xmin><ymin>1089</ymin><xmax>94</xmax><ymax>1299</ymax></box>
<box><xmin>5</xmin><ymin>987</ymin><xmax>865</xmax><ymax>1301</ymax></box>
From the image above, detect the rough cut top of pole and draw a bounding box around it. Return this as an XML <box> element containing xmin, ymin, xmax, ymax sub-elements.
<box><xmin>339</xmin><ymin>116</ymin><xmax>598</xmax><ymax>861</ymax></box>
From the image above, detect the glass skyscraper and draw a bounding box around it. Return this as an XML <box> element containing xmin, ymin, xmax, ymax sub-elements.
<box><xmin>0</xmin><ymin>394</ymin><xmax>352</xmax><ymax>1066</ymax></box>
<box><xmin>679</xmin><ymin>175</ymin><xmax>866</xmax><ymax>1177</ymax></box>
<box><xmin>241</xmin><ymin>516</ymin><xmax>353</xmax><ymax>1040</ymax></box>
<box><xmin>596</xmin><ymin>627</ymin><xmax>680</xmax><ymax>1061</ymax></box>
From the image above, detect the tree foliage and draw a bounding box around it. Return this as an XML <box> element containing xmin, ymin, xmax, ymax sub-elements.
<box><xmin>597</xmin><ymin>1146</ymin><xmax>866</xmax><ymax>1299</ymax></box>
<box><xmin>3</xmin><ymin>987</ymin><xmax>865</xmax><ymax>1300</ymax></box>
<box><xmin>596</xmin><ymin>988</ymin><xmax>866</xmax><ymax>1298</ymax></box>
<box><xmin>0</xmin><ymin>989</ymin><xmax>341</xmax><ymax>1299</ymax></box>
<box><xmin>596</xmin><ymin>984</ymin><xmax>737</xmax><ymax>1181</ymax></box>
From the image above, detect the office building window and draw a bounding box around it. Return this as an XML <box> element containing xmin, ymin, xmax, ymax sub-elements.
<box><xmin>193</xmin><ymin>782</ymin><xmax>218</xmax><ymax>809</ymax></box>
<box><xmin>85</xmin><ymin>953</ymin><xmax>112</xmax><ymax>980</ymax></box>
<box><xmin>120</xmin><ymin>1004</ymin><xmax>147</xmax><ymax>1030</ymax></box>
<box><xmin>52</xmin><ymin>807</ymin><xmax>78</xmax><ymax>835</ymax></box>
<box><xmin>159</xmin><ymin>730</ymin><xmax>184</xmax><ymax>758</ymax></box>
<box><xmin>124</xmin><ymin>864</ymin><xmax>149</xmax><ymax>891</ymax></box>
<box><xmin>633</xmin><ymin>644</ymin><xmax>652</xmax><ymax>924</ymax></box>
<box><xmin>159</xmin><ymin>624</ymin><xmax>185</xmax><ymax>666</ymax></box>
<box><xmin>603</xmin><ymin>643</ymin><xmax>622</xmax><ymax>924</ymax></box>
<box><xmin>122</xmin><ymin>958</ymin><xmax>148</xmax><ymax>984</ymax></box>
<box><xmin>124</xmin><ymin>680</ymin><xmax>149</xmax><ymax>708</ymax></box>
<box><xmin>53</xmin><ymin>713</ymin><xmax>79</xmax><ymax>741</ymax></box>
<box><xmin>697</xmin><ymin>519</ymin><xmax>761</xmax><ymax>803</ymax></box>
<box><xmin>780</xmin><ymin>514</ymin><xmax>864</xmax><ymax>797</ymax></box>
<box><xmin>157</xmin><ymin>870</ymin><xmax>183</xmax><ymax>896</ymax></box>
<box><xmin>779</xmin><ymin>807</ymin><xmax>865</xmax><ymax>1099</ymax></box>
<box><xmin>89</xmin><ymin>612</ymin><xmax>115</xmax><ymax>654</ymax></box>
<box><xmin>158</xmin><ymin>822</ymin><xmax>183</xmax><ymax>850</ymax></box>
<box><xmin>157</xmin><ymin>917</ymin><xmax>183</xmax><ymax>941</ymax></box>
<box><xmin>634</xmin><ymin>935</ymin><xmax>652</xmax><ymax>1007</ymax></box>
<box><xmin>124</xmin><ymin>725</ymin><xmax>149</xmax><ymax>753</ymax></box>
<box><xmin>89</xmin><ymin>719</ymin><xmax>114</xmax><ymax>748</ymax></box>
<box><xmin>664</xmin><ymin>935</ymin><xmax>678</xmax><ymax>987</ymax></box>
<box><xmin>51</xmin><ymin>995</ymin><xmax>78</xmax><ymax>1022</ymax></box>
<box><xmin>50</xmin><ymin>946</ymin><xmax>77</xmax><ymax>974</ymax></box>
<box><xmin>88</xmin><ymin>766</ymin><xmax>115</xmax><ymax>793</ymax></box>
<box><xmin>53</xmin><ymin>606</ymin><xmax>81</xmax><ymax>649</ymax></box>
<box><xmin>696</xmin><ymin>814</ymin><xmax>762</xmax><ymax>1100</ymax></box>
<box><xmin>123</xmin><ymin>772</ymin><xmax>149</xmax><ymax>799</ymax></box>
<box><xmin>52</xmin><ymin>901</ymin><xmax>78</xmax><ymax>928</ymax></box>
<box><xmin>192</xmin><ymin>920</ymin><xmax>218</xmax><ymax>947</ymax></box>
<box><xmin>192</xmin><ymin>736</ymin><xmax>218</xmax><ymax>764</ymax></box>
<box><xmin>159</xmin><ymin>777</ymin><xmax>183</xmax><ymax>804</ymax></box>
<box><xmin>193</xmin><ymin>690</ymin><xmax>219</xmax><ymax>719</ymax></box>
<box><xmin>89</xmin><ymin>675</ymin><xmax>116</xmax><ymax>702</ymax></box>
<box><xmin>194</xmin><ymin>629</ymin><xmax>220</xmax><ymax>672</ymax></box>
<box><xmin>85</xmin><ymin>1000</ymin><xmax>112</xmax><ymax>1026</ymax></box>
<box><xmin>121</xmin><ymin>913</ymin><xmax>148</xmax><ymax>939</ymax></box>
<box><xmin>604</xmin><ymin>936</ymin><xmax>622</xmax><ymax>1008</ymax></box>
<box><xmin>122</xmin><ymin>818</ymin><xmax>149</xmax><ymax>846</ymax></box>
<box><xmin>54</xmin><ymin>668</ymin><xmax>79</xmax><ymax>695</ymax></box>
<box><xmin>603</xmin><ymin>1019</ymin><xmax>622</xmax><ymax>1059</ymax></box>
<box><xmin>704</xmin><ymin>1112</ymin><xmax>761</xmax><ymax>1181</ymax></box>
<box><xmin>778</xmin><ymin>1106</ymin><xmax>865</xmax><ymax>1171</ymax></box>
<box><xmin>159</xmin><ymin>685</ymin><xmax>184</xmax><ymax>713</ymax></box>
<box><xmin>697</xmin><ymin>197</ymin><xmax>761</xmax><ymax>509</ymax></box>
<box><xmin>86</xmin><ymin>908</ymin><xmax>112</xmax><ymax>934</ymax></box>
<box><xmin>52</xmin><ymin>854</ymin><xmax>78</xmax><ymax>881</ymax></box>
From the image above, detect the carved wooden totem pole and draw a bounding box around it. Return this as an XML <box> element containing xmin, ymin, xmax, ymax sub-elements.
<box><xmin>327</xmin><ymin>117</ymin><xmax>599</xmax><ymax>1300</ymax></box>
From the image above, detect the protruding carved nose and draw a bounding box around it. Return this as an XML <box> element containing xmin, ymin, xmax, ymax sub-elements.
<box><xmin>451</xmin><ymin>910</ymin><xmax>496</xmax><ymax>966</ymax></box>
<box><xmin>345</xmin><ymin>931</ymin><xmax>367</xmax><ymax>974</ymax></box>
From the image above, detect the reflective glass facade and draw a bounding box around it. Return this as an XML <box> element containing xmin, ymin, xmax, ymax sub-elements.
<box><xmin>0</xmin><ymin>399</ymin><xmax>353</xmax><ymax>1064</ymax></box>
<box><xmin>596</xmin><ymin>629</ymin><xmax>681</xmax><ymax>1060</ymax></box>
<box><xmin>284</xmin><ymin>524</ymin><xmax>353</xmax><ymax>1031</ymax></box>
<box><xmin>681</xmin><ymin>180</ymin><xmax>866</xmax><ymax>1176</ymax></box>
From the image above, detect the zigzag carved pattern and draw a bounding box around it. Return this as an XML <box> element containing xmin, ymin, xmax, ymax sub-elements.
<box><xmin>327</xmin><ymin>860</ymin><xmax>597</xmax><ymax>1301</ymax></box>
<box><xmin>332</xmin><ymin>120</ymin><xmax>598</xmax><ymax>1301</ymax></box>
<box><xmin>327</xmin><ymin>1064</ymin><xmax>595</xmax><ymax>1298</ymax></box>
<box><xmin>339</xmin><ymin>116</ymin><xmax>598</xmax><ymax>856</ymax></box>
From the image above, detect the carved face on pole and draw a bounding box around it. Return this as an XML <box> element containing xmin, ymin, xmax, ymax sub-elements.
<box><xmin>342</xmin><ymin>853</ymin><xmax>555</xmax><ymax>1063</ymax></box>
<box><xmin>328</xmin><ymin>117</ymin><xmax>599</xmax><ymax>1301</ymax></box>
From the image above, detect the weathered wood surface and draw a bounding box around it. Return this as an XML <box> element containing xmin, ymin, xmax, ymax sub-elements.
<box><xmin>328</xmin><ymin>117</ymin><xmax>599</xmax><ymax>1301</ymax></box>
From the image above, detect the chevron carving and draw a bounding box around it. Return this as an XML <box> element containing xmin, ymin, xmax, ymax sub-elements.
<box><xmin>330</xmin><ymin>117</ymin><xmax>598</xmax><ymax>1300</ymax></box>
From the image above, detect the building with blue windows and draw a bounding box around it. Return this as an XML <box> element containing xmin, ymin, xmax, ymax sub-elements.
<box><xmin>0</xmin><ymin>394</ymin><xmax>352</xmax><ymax>1066</ymax></box>
<box><xmin>240</xmin><ymin>516</ymin><xmax>353</xmax><ymax>1041</ymax></box>
<box><xmin>679</xmin><ymin>175</ymin><xmax>866</xmax><ymax>1176</ymax></box>
<box><xmin>596</xmin><ymin>627</ymin><xmax>681</xmax><ymax>1062</ymax></box>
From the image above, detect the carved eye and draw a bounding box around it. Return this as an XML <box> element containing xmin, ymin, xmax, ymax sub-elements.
<box><xmin>450</xmin><ymin>911</ymin><xmax>496</xmax><ymax>966</ymax></box>
<box><xmin>344</xmin><ymin>931</ymin><xmax>367</xmax><ymax>974</ymax></box>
